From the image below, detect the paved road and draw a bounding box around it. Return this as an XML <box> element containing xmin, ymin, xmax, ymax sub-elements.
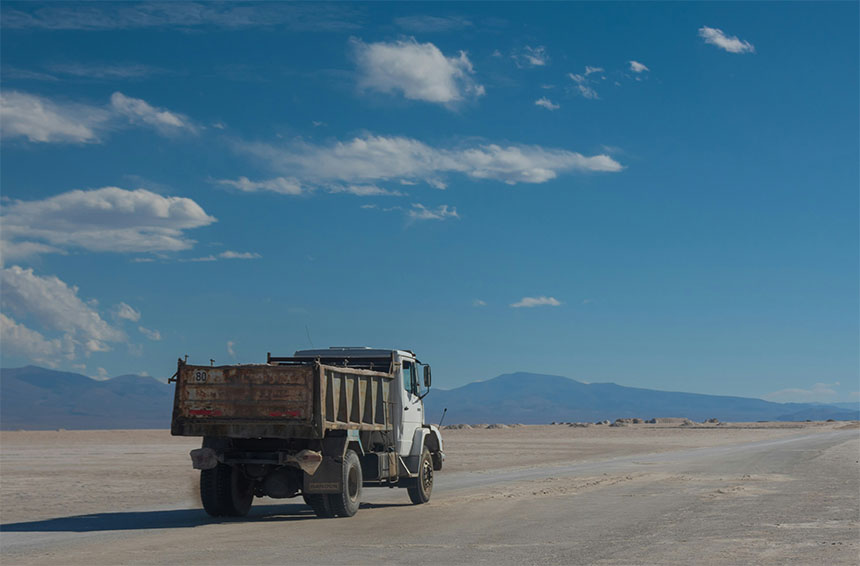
<box><xmin>2</xmin><ymin>430</ymin><xmax>858</xmax><ymax>565</ymax></box>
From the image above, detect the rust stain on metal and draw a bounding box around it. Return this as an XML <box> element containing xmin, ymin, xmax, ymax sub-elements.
<box><xmin>171</xmin><ymin>361</ymin><xmax>394</xmax><ymax>439</ymax></box>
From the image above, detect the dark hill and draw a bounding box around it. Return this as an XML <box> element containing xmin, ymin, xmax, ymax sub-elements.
<box><xmin>1</xmin><ymin>366</ymin><xmax>173</xmax><ymax>430</ymax></box>
<box><xmin>423</xmin><ymin>372</ymin><xmax>858</xmax><ymax>425</ymax></box>
<box><xmin>1</xmin><ymin>366</ymin><xmax>856</xmax><ymax>430</ymax></box>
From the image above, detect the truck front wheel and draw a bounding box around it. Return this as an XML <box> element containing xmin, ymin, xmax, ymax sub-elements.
<box><xmin>408</xmin><ymin>448</ymin><xmax>433</xmax><ymax>504</ymax></box>
<box><xmin>200</xmin><ymin>463</ymin><xmax>253</xmax><ymax>517</ymax></box>
<box><xmin>328</xmin><ymin>449</ymin><xmax>362</xmax><ymax>517</ymax></box>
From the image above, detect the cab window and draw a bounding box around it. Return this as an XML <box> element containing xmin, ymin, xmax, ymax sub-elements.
<box><xmin>402</xmin><ymin>361</ymin><xmax>417</xmax><ymax>394</ymax></box>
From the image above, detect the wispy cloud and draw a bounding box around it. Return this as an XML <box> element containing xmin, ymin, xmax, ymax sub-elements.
<box><xmin>185</xmin><ymin>250</ymin><xmax>262</xmax><ymax>262</ymax></box>
<box><xmin>47</xmin><ymin>62</ymin><xmax>168</xmax><ymax>79</ymax></box>
<box><xmin>514</xmin><ymin>46</ymin><xmax>549</xmax><ymax>67</ymax></box>
<box><xmin>569</xmin><ymin>72</ymin><xmax>599</xmax><ymax>100</ymax></box>
<box><xmin>353</xmin><ymin>38</ymin><xmax>484</xmax><ymax>106</ymax></box>
<box><xmin>698</xmin><ymin>26</ymin><xmax>755</xmax><ymax>54</ymax></box>
<box><xmin>217</xmin><ymin>176</ymin><xmax>304</xmax><ymax>195</ymax></box>
<box><xmin>0</xmin><ymin>187</ymin><xmax>216</xmax><ymax>260</ymax></box>
<box><xmin>472</xmin><ymin>299</ymin><xmax>487</xmax><ymax>307</ymax></box>
<box><xmin>535</xmin><ymin>97</ymin><xmax>560</xmax><ymax>111</ymax></box>
<box><xmin>1</xmin><ymin>90</ymin><xmax>195</xmax><ymax>144</ymax></box>
<box><xmin>763</xmin><ymin>382</ymin><xmax>841</xmax><ymax>403</ymax></box>
<box><xmin>393</xmin><ymin>15</ymin><xmax>472</xmax><ymax>33</ymax></box>
<box><xmin>227</xmin><ymin>340</ymin><xmax>236</xmax><ymax>358</ymax></box>
<box><xmin>510</xmin><ymin>296</ymin><xmax>562</xmax><ymax>308</ymax></box>
<box><xmin>215</xmin><ymin>176</ymin><xmax>402</xmax><ymax>197</ymax></box>
<box><xmin>1</xmin><ymin>67</ymin><xmax>60</xmax><ymax>81</ymax></box>
<box><xmin>115</xmin><ymin>302</ymin><xmax>141</xmax><ymax>322</ymax></box>
<box><xmin>233</xmin><ymin>134</ymin><xmax>623</xmax><ymax>190</ymax></box>
<box><xmin>408</xmin><ymin>204</ymin><xmax>459</xmax><ymax>221</ymax></box>
<box><xmin>629</xmin><ymin>60</ymin><xmax>649</xmax><ymax>73</ymax></box>
<box><xmin>1</xmin><ymin>3</ymin><xmax>362</xmax><ymax>31</ymax></box>
<box><xmin>138</xmin><ymin>326</ymin><xmax>162</xmax><ymax>341</ymax></box>
<box><xmin>110</xmin><ymin>92</ymin><xmax>194</xmax><ymax>135</ymax></box>
<box><xmin>219</xmin><ymin>251</ymin><xmax>261</xmax><ymax>260</ymax></box>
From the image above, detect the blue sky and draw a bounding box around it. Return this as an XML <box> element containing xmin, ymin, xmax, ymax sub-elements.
<box><xmin>1</xmin><ymin>2</ymin><xmax>857</xmax><ymax>404</ymax></box>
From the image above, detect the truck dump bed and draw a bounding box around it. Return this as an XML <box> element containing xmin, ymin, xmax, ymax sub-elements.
<box><xmin>171</xmin><ymin>360</ymin><xmax>395</xmax><ymax>439</ymax></box>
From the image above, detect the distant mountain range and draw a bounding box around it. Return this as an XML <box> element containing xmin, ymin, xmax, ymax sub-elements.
<box><xmin>423</xmin><ymin>372</ymin><xmax>859</xmax><ymax>425</ymax></box>
<box><xmin>1</xmin><ymin>366</ymin><xmax>856</xmax><ymax>430</ymax></box>
<box><xmin>1</xmin><ymin>366</ymin><xmax>173</xmax><ymax>430</ymax></box>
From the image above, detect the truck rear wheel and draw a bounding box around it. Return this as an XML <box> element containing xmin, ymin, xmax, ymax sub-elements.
<box><xmin>407</xmin><ymin>448</ymin><xmax>433</xmax><ymax>504</ymax></box>
<box><xmin>329</xmin><ymin>449</ymin><xmax>362</xmax><ymax>517</ymax></box>
<box><xmin>304</xmin><ymin>493</ymin><xmax>334</xmax><ymax>518</ymax></box>
<box><xmin>201</xmin><ymin>463</ymin><xmax>253</xmax><ymax>517</ymax></box>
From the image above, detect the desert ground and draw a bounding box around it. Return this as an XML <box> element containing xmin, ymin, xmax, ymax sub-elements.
<box><xmin>1</xmin><ymin>421</ymin><xmax>858</xmax><ymax>565</ymax></box>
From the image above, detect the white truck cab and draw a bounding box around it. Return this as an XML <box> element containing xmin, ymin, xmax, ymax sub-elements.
<box><xmin>292</xmin><ymin>347</ymin><xmax>443</xmax><ymax>462</ymax></box>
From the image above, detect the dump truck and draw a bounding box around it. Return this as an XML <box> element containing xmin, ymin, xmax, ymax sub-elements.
<box><xmin>170</xmin><ymin>347</ymin><xmax>444</xmax><ymax>518</ymax></box>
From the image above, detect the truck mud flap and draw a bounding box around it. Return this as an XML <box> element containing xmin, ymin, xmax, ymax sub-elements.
<box><xmin>303</xmin><ymin>435</ymin><xmax>347</xmax><ymax>494</ymax></box>
<box><xmin>398</xmin><ymin>455</ymin><xmax>419</xmax><ymax>479</ymax></box>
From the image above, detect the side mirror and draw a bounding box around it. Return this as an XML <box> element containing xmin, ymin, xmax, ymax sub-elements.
<box><xmin>423</xmin><ymin>365</ymin><xmax>432</xmax><ymax>388</ymax></box>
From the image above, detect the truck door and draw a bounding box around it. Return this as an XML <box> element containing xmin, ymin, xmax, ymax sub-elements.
<box><xmin>398</xmin><ymin>358</ymin><xmax>423</xmax><ymax>456</ymax></box>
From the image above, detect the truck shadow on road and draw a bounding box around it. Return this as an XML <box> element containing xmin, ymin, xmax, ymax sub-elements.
<box><xmin>1</xmin><ymin>501</ymin><xmax>415</xmax><ymax>533</ymax></box>
<box><xmin>1</xmin><ymin>504</ymin><xmax>324</xmax><ymax>533</ymax></box>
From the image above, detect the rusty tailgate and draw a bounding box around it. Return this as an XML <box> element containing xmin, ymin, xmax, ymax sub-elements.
<box><xmin>171</xmin><ymin>363</ymin><xmax>318</xmax><ymax>438</ymax></box>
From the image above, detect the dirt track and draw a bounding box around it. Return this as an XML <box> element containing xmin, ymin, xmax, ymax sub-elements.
<box><xmin>1</xmin><ymin>422</ymin><xmax>858</xmax><ymax>565</ymax></box>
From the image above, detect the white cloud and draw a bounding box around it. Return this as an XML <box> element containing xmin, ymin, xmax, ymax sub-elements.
<box><xmin>227</xmin><ymin>340</ymin><xmax>236</xmax><ymax>358</ymax></box>
<box><xmin>510</xmin><ymin>296</ymin><xmax>562</xmax><ymax>308</ymax></box>
<box><xmin>115</xmin><ymin>302</ymin><xmax>141</xmax><ymax>322</ymax></box>
<box><xmin>0</xmin><ymin>90</ymin><xmax>194</xmax><ymax>144</ymax></box>
<box><xmin>513</xmin><ymin>46</ymin><xmax>549</xmax><ymax>67</ymax></box>
<box><xmin>569</xmin><ymin>73</ymin><xmax>599</xmax><ymax>99</ymax></box>
<box><xmin>698</xmin><ymin>26</ymin><xmax>755</xmax><ymax>54</ymax></box>
<box><xmin>763</xmin><ymin>382</ymin><xmax>841</xmax><ymax>403</ymax></box>
<box><xmin>535</xmin><ymin>97</ymin><xmax>560</xmax><ymax>111</ymax></box>
<box><xmin>215</xmin><ymin>176</ymin><xmax>402</xmax><ymax>197</ymax></box>
<box><xmin>1</xmin><ymin>187</ymin><xmax>216</xmax><ymax>258</ymax></box>
<box><xmin>584</xmin><ymin>66</ymin><xmax>604</xmax><ymax>75</ymax></box>
<box><xmin>109</xmin><ymin>92</ymin><xmax>194</xmax><ymax>135</ymax></box>
<box><xmin>472</xmin><ymin>299</ymin><xmax>487</xmax><ymax>307</ymax></box>
<box><xmin>235</xmin><ymin>134</ymin><xmax>623</xmax><ymax>189</ymax></box>
<box><xmin>219</xmin><ymin>250</ymin><xmax>261</xmax><ymax>260</ymax></box>
<box><xmin>328</xmin><ymin>184</ymin><xmax>403</xmax><ymax>196</ymax></box>
<box><xmin>138</xmin><ymin>326</ymin><xmax>162</xmax><ymax>341</ymax></box>
<box><xmin>353</xmin><ymin>38</ymin><xmax>484</xmax><ymax>105</ymax></box>
<box><xmin>0</xmin><ymin>241</ymin><xmax>66</xmax><ymax>263</ymax></box>
<box><xmin>0</xmin><ymin>266</ymin><xmax>125</xmax><ymax>359</ymax></box>
<box><xmin>629</xmin><ymin>60</ymin><xmax>649</xmax><ymax>73</ymax></box>
<box><xmin>217</xmin><ymin>176</ymin><xmax>304</xmax><ymax>195</ymax></box>
<box><xmin>408</xmin><ymin>204</ymin><xmax>459</xmax><ymax>221</ymax></box>
<box><xmin>0</xmin><ymin>312</ymin><xmax>70</xmax><ymax>365</ymax></box>
<box><xmin>0</xmin><ymin>90</ymin><xmax>110</xmax><ymax>143</ymax></box>
<box><xmin>184</xmin><ymin>250</ymin><xmax>261</xmax><ymax>262</ymax></box>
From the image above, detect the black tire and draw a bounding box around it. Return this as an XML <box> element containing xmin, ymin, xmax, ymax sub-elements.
<box><xmin>407</xmin><ymin>448</ymin><xmax>433</xmax><ymax>504</ymax></box>
<box><xmin>304</xmin><ymin>493</ymin><xmax>334</xmax><ymax>518</ymax></box>
<box><xmin>200</xmin><ymin>463</ymin><xmax>254</xmax><ymax>517</ymax></box>
<box><xmin>328</xmin><ymin>450</ymin><xmax>362</xmax><ymax>517</ymax></box>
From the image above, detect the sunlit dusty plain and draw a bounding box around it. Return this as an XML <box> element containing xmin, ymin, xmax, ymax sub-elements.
<box><xmin>1</xmin><ymin>422</ymin><xmax>858</xmax><ymax>565</ymax></box>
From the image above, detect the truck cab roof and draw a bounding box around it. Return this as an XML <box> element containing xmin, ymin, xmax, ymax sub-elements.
<box><xmin>293</xmin><ymin>347</ymin><xmax>415</xmax><ymax>359</ymax></box>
